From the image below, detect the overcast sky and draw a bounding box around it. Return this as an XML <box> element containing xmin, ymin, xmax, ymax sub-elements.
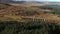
<box><xmin>13</xmin><ymin>0</ymin><xmax>60</xmax><ymax>2</ymax></box>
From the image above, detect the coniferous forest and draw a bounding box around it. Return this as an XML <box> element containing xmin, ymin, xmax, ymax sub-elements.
<box><xmin>0</xmin><ymin>21</ymin><xmax>60</xmax><ymax>34</ymax></box>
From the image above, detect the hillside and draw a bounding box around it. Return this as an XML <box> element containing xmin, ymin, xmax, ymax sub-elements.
<box><xmin>0</xmin><ymin>3</ymin><xmax>42</xmax><ymax>22</ymax></box>
<box><xmin>33</xmin><ymin>5</ymin><xmax>60</xmax><ymax>14</ymax></box>
<box><xmin>0</xmin><ymin>2</ymin><xmax>60</xmax><ymax>34</ymax></box>
<box><xmin>0</xmin><ymin>3</ymin><xmax>60</xmax><ymax>24</ymax></box>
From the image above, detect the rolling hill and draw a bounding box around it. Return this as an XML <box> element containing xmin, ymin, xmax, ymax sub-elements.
<box><xmin>0</xmin><ymin>3</ymin><xmax>60</xmax><ymax>25</ymax></box>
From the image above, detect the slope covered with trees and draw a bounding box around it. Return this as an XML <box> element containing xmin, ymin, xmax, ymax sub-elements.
<box><xmin>0</xmin><ymin>20</ymin><xmax>60</xmax><ymax>34</ymax></box>
<box><xmin>33</xmin><ymin>5</ymin><xmax>60</xmax><ymax>14</ymax></box>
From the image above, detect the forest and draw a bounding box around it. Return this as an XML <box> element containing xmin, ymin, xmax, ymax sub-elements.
<box><xmin>0</xmin><ymin>20</ymin><xmax>60</xmax><ymax>34</ymax></box>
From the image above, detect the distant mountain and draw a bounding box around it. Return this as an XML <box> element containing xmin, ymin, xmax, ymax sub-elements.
<box><xmin>0</xmin><ymin>0</ymin><xmax>27</xmax><ymax>4</ymax></box>
<box><xmin>10</xmin><ymin>1</ymin><xmax>27</xmax><ymax>4</ymax></box>
<box><xmin>1</xmin><ymin>0</ymin><xmax>60</xmax><ymax>6</ymax></box>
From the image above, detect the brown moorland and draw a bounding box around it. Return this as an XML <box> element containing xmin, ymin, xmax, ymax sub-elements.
<box><xmin>0</xmin><ymin>3</ymin><xmax>60</xmax><ymax>25</ymax></box>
